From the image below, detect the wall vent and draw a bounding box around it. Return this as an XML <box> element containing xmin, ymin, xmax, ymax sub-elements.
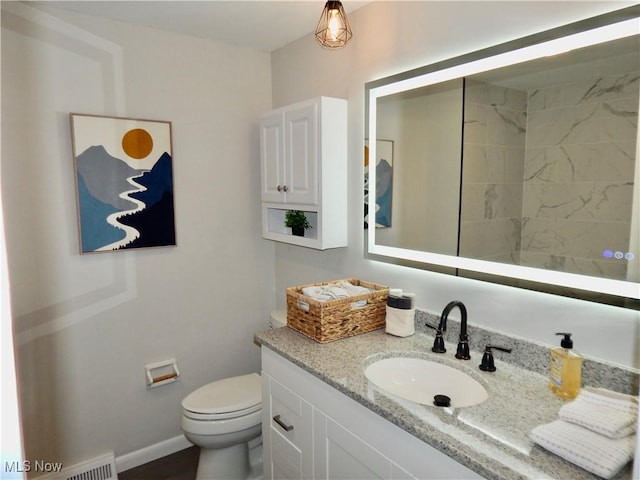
<box><xmin>39</xmin><ymin>452</ymin><xmax>117</xmax><ymax>480</ymax></box>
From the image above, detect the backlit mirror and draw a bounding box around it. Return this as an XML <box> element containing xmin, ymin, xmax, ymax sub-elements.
<box><xmin>366</xmin><ymin>7</ymin><xmax>639</xmax><ymax>307</ymax></box>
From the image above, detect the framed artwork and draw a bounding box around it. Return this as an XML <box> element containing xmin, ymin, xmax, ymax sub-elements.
<box><xmin>70</xmin><ymin>114</ymin><xmax>176</xmax><ymax>253</ymax></box>
<box><xmin>364</xmin><ymin>139</ymin><xmax>394</xmax><ymax>228</ymax></box>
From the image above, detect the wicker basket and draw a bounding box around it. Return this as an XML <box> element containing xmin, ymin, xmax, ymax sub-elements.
<box><xmin>286</xmin><ymin>279</ymin><xmax>389</xmax><ymax>343</ymax></box>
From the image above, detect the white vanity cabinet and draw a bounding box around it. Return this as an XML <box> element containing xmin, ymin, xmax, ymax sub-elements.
<box><xmin>262</xmin><ymin>373</ymin><xmax>314</xmax><ymax>479</ymax></box>
<box><xmin>261</xmin><ymin>347</ymin><xmax>483</xmax><ymax>480</ymax></box>
<box><xmin>259</xmin><ymin>97</ymin><xmax>347</xmax><ymax>250</ymax></box>
<box><xmin>313</xmin><ymin>413</ymin><xmax>414</xmax><ymax>479</ymax></box>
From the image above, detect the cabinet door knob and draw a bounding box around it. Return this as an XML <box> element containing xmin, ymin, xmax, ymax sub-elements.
<box><xmin>273</xmin><ymin>414</ymin><xmax>294</xmax><ymax>432</ymax></box>
<box><xmin>277</xmin><ymin>185</ymin><xmax>283</xmax><ymax>192</ymax></box>
<box><xmin>282</xmin><ymin>185</ymin><xmax>288</xmax><ymax>192</ymax></box>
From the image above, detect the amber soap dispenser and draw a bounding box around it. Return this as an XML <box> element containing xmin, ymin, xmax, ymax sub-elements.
<box><xmin>548</xmin><ymin>332</ymin><xmax>583</xmax><ymax>400</ymax></box>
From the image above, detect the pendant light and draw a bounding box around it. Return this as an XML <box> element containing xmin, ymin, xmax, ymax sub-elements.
<box><xmin>315</xmin><ymin>1</ymin><xmax>353</xmax><ymax>49</ymax></box>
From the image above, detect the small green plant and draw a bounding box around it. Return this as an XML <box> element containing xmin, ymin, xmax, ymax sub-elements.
<box><xmin>285</xmin><ymin>210</ymin><xmax>312</xmax><ymax>234</ymax></box>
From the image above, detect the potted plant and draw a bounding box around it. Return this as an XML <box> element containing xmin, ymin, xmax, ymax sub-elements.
<box><xmin>285</xmin><ymin>210</ymin><xmax>311</xmax><ymax>237</ymax></box>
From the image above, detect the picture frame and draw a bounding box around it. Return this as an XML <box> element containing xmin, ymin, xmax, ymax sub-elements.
<box><xmin>70</xmin><ymin>113</ymin><xmax>176</xmax><ymax>253</ymax></box>
<box><xmin>364</xmin><ymin>139</ymin><xmax>394</xmax><ymax>228</ymax></box>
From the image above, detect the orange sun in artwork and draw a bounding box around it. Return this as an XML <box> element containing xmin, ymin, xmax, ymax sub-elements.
<box><xmin>122</xmin><ymin>128</ymin><xmax>153</xmax><ymax>159</ymax></box>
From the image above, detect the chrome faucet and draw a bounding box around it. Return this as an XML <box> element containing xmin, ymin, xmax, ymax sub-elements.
<box><xmin>430</xmin><ymin>300</ymin><xmax>471</xmax><ymax>360</ymax></box>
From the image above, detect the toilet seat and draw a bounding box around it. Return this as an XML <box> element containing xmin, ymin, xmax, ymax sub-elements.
<box><xmin>183</xmin><ymin>403</ymin><xmax>261</xmax><ymax>421</ymax></box>
<box><xmin>182</xmin><ymin>373</ymin><xmax>261</xmax><ymax>421</ymax></box>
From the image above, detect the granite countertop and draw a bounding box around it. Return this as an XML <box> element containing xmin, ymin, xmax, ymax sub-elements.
<box><xmin>255</xmin><ymin>318</ymin><xmax>635</xmax><ymax>480</ymax></box>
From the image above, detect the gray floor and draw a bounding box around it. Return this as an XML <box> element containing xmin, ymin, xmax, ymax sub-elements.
<box><xmin>118</xmin><ymin>446</ymin><xmax>199</xmax><ymax>480</ymax></box>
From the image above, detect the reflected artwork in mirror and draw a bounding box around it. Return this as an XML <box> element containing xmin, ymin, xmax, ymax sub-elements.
<box><xmin>366</xmin><ymin>6</ymin><xmax>640</xmax><ymax>308</ymax></box>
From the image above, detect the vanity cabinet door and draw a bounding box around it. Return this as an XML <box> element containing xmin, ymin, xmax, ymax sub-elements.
<box><xmin>262</xmin><ymin>372</ymin><xmax>313</xmax><ymax>480</ymax></box>
<box><xmin>314</xmin><ymin>412</ymin><xmax>414</xmax><ymax>479</ymax></box>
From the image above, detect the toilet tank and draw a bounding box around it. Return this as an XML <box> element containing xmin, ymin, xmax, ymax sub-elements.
<box><xmin>269</xmin><ymin>310</ymin><xmax>286</xmax><ymax>329</ymax></box>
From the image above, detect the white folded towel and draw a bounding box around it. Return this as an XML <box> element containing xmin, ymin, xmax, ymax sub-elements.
<box><xmin>301</xmin><ymin>285</ymin><xmax>349</xmax><ymax>302</ymax></box>
<box><xmin>529</xmin><ymin>420</ymin><xmax>636</xmax><ymax>479</ymax></box>
<box><xmin>559</xmin><ymin>387</ymin><xmax>638</xmax><ymax>438</ymax></box>
<box><xmin>302</xmin><ymin>281</ymin><xmax>372</xmax><ymax>302</ymax></box>
<box><xmin>336</xmin><ymin>281</ymin><xmax>372</xmax><ymax>297</ymax></box>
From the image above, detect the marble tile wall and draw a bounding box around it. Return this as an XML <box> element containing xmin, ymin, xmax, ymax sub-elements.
<box><xmin>522</xmin><ymin>71</ymin><xmax>638</xmax><ymax>279</ymax></box>
<box><xmin>460</xmin><ymin>71</ymin><xmax>638</xmax><ymax>280</ymax></box>
<box><xmin>460</xmin><ymin>79</ymin><xmax>527</xmax><ymax>263</ymax></box>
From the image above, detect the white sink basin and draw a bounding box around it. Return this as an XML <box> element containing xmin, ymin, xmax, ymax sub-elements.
<box><xmin>364</xmin><ymin>356</ymin><xmax>488</xmax><ymax>408</ymax></box>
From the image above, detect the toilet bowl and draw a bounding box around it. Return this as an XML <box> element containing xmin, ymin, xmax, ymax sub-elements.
<box><xmin>181</xmin><ymin>373</ymin><xmax>262</xmax><ymax>480</ymax></box>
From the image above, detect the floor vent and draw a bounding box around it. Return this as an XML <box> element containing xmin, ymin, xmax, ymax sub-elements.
<box><xmin>40</xmin><ymin>452</ymin><xmax>117</xmax><ymax>480</ymax></box>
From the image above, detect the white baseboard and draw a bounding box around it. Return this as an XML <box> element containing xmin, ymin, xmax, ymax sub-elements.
<box><xmin>115</xmin><ymin>435</ymin><xmax>191</xmax><ymax>473</ymax></box>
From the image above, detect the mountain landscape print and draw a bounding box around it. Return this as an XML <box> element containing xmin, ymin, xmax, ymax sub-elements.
<box><xmin>71</xmin><ymin>114</ymin><xmax>176</xmax><ymax>253</ymax></box>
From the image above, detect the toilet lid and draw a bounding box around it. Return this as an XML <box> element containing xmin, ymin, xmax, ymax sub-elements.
<box><xmin>182</xmin><ymin>373</ymin><xmax>261</xmax><ymax>415</ymax></box>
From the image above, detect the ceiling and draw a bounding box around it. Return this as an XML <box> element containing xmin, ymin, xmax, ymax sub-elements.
<box><xmin>37</xmin><ymin>1</ymin><xmax>369</xmax><ymax>52</ymax></box>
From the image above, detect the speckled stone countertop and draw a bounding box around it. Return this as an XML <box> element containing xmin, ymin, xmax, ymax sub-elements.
<box><xmin>255</xmin><ymin>311</ymin><xmax>638</xmax><ymax>480</ymax></box>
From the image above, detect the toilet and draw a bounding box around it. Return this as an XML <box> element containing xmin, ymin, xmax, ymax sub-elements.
<box><xmin>269</xmin><ymin>309</ymin><xmax>287</xmax><ymax>329</ymax></box>
<box><xmin>181</xmin><ymin>373</ymin><xmax>262</xmax><ymax>480</ymax></box>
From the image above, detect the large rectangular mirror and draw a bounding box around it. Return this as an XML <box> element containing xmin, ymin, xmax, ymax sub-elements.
<box><xmin>366</xmin><ymin>6</ymin><xmax>639</xmax><ymax>308</ymax></box>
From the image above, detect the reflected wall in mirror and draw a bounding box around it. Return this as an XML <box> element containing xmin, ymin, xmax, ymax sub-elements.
<box><xmin>375</xmin><ymin>80</ymin><xmax>463</xmax><ymax>255</ymax></box>
<box><xmin>366</xmin><ymin>6</ymin><xmax>640</xmax><ymax>307</ymax></box>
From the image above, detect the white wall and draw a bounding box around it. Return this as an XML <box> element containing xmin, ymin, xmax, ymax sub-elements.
<box><xmin>270</xmin><ymin>2</ymin><xmax>640</xmax><ymax>369</ymax></box>
<box><xmin>376</xmin><ymin>82</ymin><xmax>463</xmax><ymax>253</ymax></box>
<box><xmin>1</xmin><ymin>2</ymin><xmax>274</xmax><ymax>470</ymax></box>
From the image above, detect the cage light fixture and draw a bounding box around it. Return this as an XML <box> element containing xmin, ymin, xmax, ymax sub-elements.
<box><xmin>315</xmin><ymin>1</ymin><xmax>353</xmax><ymax>49</ymax></box>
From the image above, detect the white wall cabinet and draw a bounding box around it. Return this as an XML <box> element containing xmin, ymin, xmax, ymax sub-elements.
<box><xmin>260</xmin><ymin>97</ymin><xmax>347</xmax><ymax>250</ymax></box>
<box><xmin>261</xmin><ymin>347</ymin><xmax>483</xmax><ymax>480</ymax></box>
<box><xmin>261</xmin><ymin>102</ymin><xmax>318</xmax><ymax>206</ymax></box>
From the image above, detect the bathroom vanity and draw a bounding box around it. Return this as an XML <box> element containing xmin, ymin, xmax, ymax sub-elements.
<box><xmin>256</xmin><ymin>320</ymin><xmax>636</xmax><ymax>480</ymax></box>
<box><xmin>261</xmin><ymin>345</ymin><xmax>480</xmax><ymax>479</ymax></box>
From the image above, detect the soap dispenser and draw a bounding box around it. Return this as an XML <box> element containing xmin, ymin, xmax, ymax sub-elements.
<box><xmin>548</xmin><ymin>333</ymin><xmax>583</xmax><ymax>400</ymax></box>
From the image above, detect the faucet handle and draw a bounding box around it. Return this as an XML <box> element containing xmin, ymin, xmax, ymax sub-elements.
<box><xmin>479</xmin><ymin>345</ymin><xmax>512</xmax><ymax>372</ymax></box>
<box><xmin>425</xmin><ymin>323</ymin><xmax>446</xmax><ymax>353</ymax></box>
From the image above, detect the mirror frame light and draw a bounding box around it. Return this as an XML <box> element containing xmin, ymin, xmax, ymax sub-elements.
<box><xmin>366</xmin><ymin>6</ymin><xmax>640</xmax><ymax>306</ymax></box>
